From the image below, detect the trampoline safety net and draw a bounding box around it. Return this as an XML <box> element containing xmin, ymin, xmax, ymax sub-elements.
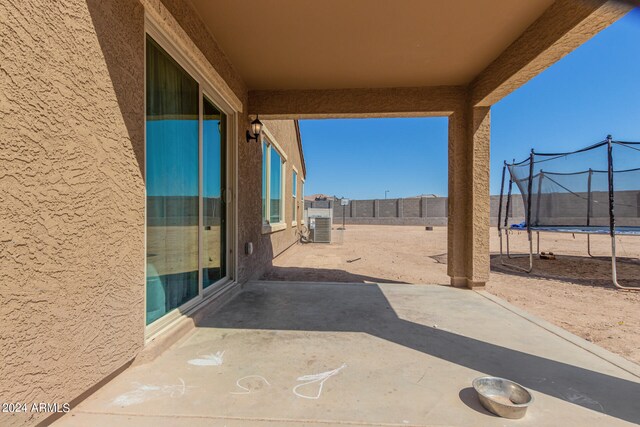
<box><xmin>503</xmin><ymin>137</ymin><xmax>640</xmax><ymax>231</ymax></box>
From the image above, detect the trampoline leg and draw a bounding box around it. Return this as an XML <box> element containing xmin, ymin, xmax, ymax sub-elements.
<box><xmin>587</xmin><ymin>234</ymin><xmax>595</xmax><ymax>258</ymax></box>
<box><xmin>611</xmin><ymin>235</ymin><xmax>639</xmax><ymax>291</ymax></box>
<box><xmin>527</xmin><ymin>232</ymin><xmax>534</xmax><ymax>273</ymax></box>
<box><xmin>536</xmin><ymin>232</ymin><xmax>540</xmax><ymax>256</ymax></box>
<box><xmin>504</xmin><ymin>229</ymin><xmax>532</xmax><ymax>259</ymax></box>
<box><xmin>500</xmin><ymin>230</ymin><xmax>533</xmax><ymax>273</ymax></box>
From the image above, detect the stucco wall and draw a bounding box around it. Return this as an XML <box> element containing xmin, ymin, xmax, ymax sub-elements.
<box><xmin>0</xmin><ymin>1</ymin><xmax>146</xmax><ymax>425</ymax></box>
<box><xmin>261</xmin><ymin>120</ymin><xmax>306</xmax><ymax>261</ymax></box>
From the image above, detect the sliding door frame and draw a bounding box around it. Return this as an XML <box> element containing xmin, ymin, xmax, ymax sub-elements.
<box><xmin>144</xmin><ymin>14</ymin><xmax>239</xmax><ymax>341</ymax></box>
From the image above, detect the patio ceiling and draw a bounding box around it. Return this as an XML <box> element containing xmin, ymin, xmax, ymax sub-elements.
<box><xmin>188</xmin><ymin>0</ymin><xmax>555</xmax><ymax>91</ymax></box>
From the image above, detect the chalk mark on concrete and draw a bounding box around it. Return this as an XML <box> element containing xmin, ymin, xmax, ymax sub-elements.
<box><xmin>111</xmin><ymin>378</ymin><xmax>192</xmax><ymax>407</ymax></box>
<box><xmin>231</xmin><ymin>375</ymin><xmax>271</xmax><ymax>395</ymax></box>
<box><xmin>293</xmin><ymin>364</ymin><xmax>347</xmax><ymax>400</ymax></box>
<box><xmin>562</xmin><ymin>387</ymin><xmax>605</xmax><ymax>413</ymax></box>
<box><xmin>188</xmin><ymin>351</ymin><xmax>225</xmax><ymax>366</ymax></box>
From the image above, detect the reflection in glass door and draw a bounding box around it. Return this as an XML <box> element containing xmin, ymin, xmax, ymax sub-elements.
<box><xmin>202</xmin><ymin>97</ymin><xmax>226</xmax><ymax>288</ymax></box>
<box><xmin>145</xmin><ymin>34</ymin><xmax>232</xmax><ymax>326</ymax></box>
<box><xmin>145</xmin><ymin>36</ymin><xmax>199</xmax><ymax>325</ymax></box>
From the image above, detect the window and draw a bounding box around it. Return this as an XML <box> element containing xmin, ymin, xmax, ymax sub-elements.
<box><xmin>292</xmin><ymin>170</ymin><xmax>298</xmax><ymax>225</ymax></box>
<box><xmin>301</xmin><ymin>179</ymin><xmax>305</xmax><ymax>224</ymax></box>
<box><xmin>261</xmin><ymin>137</ymin><xmax>286</xmax><ymax>231</ymax></box>
<box><xmin>145</xmin><ymin>35</ymin><xmax>228</xmax><ymax>326</ymax></box>
<box><xmin>270</xmin><ymin>146</ymin><xmax>283</xmax><ymax>223</ymax></box>
<box><xmin>262</xmin><ymin>140</ymin><xmax>268</xmax><ymax>223</ymax></box>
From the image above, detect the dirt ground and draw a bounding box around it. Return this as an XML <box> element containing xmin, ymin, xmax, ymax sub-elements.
<box><xmin>262</xmin><ymin>224</ymin><xmax>640</xmax><ymax>365</ymax></box>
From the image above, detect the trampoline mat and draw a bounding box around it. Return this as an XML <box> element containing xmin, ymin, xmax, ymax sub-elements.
<box><xmin>530</xmin><ymin>226</ymin><xmax>640</xmax><ymax>235</ymax></box>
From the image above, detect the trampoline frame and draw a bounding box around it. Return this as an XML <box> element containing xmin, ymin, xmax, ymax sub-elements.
<box><xmin>498</xmin><ymin>136</ymin><xmax>640</xmax><ymax>291</ymax></box>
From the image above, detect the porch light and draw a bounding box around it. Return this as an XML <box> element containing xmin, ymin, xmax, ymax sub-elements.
<box><xmin>246</xmin><ymin>116</ymin><xmax>263</xmax><ymax>143</ymax></box>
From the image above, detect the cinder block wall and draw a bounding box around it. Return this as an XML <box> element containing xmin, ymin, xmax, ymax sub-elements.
<box><xmin>305</xmin><ymin>191</ymin><xmax>639</xmax><ymax>227</ymax></box>
<box><xmin>403</xmin><ymin>198</ymin><xmax>421</xmax><ymax>217</ymax></box>
<box><xmin>379</xmin><ymin>199</ymin><xmax>398</xmax><ymax>217</ymax></box>
<box><xmin>305</xmin><ymin>196</ymin><xmax>526</xmax><ymax>226</ymax></box>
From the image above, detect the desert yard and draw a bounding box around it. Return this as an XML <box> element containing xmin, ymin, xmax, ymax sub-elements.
<box><xmin>262</xmin><ymin>225</ymin><xmax>640</xmax><ymax>365</ymax></box>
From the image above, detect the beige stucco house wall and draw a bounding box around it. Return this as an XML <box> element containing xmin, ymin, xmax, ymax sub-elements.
<box><xmin>1</xmin><ymin>2</ymin><xmax>146</xmax><ymax>426</ymax></box>
<box><xmin>260</xmin><ymin>120</ymin><xmax>307</xmax><ymax>261</ymax></box>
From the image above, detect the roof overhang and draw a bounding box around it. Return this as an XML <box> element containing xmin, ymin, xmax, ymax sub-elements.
<box><xmin>189</xmin><ymin>0</ymin><xmax>555</xmax><ymax>90</ymax></box>
<box><xmin>187</xmin><ymin>0</ymin><xmax>633</xmax><ymax>115</ymax></box>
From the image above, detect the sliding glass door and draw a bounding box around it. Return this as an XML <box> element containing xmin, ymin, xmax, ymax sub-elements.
<box><xmin>145</xmin><ymin>35</ymin><xmax>228</xmax><ymax>326</ymax></box>
<box><xmin>202</xmin><ymin>97</ymin><xmax>226</xmax><ymax>288</ymax></box>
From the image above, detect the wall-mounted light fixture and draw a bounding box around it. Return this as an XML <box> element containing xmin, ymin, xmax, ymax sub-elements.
<box><xmin>246</xmin><ymin>116</ymin><xmax>263</xmax><ymax>143</ymax></box>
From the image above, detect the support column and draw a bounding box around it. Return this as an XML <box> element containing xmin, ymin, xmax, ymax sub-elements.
<box><xmin>420</xmin><ymin>196</ymin><xmax>427</xmax><ymax>218</ymax></box>
<box><xmin>448</xmin><ymin>104</ymin><xmax>491</xmax><ymax>289</ymax></box>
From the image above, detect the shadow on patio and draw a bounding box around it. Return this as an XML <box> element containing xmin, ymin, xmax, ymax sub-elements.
<box><xmin>200</xmin><ymin>281</ymin><xmax>640</xmax><ymax>425</ymax></box>
<box><xmin>261</xmin><ymin>266</ymin><xmax>408</xmax><ymax>284</ymax></box>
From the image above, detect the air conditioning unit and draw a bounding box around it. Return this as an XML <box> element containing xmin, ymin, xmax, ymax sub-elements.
<box><xmin>310</xmin><ymin>217</ymin><xmax>332</xmax><ymax>243</ymax></box>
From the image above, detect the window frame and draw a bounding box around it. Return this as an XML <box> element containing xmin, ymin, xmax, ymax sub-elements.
<box><xmin>301</xmin><ymin>178</ymin><xmax>306</xmax><ymax>224</ymax></box>
<box><xmin>261</xmin><ymin>128</ymin><xmax>287</xmax><ymax>234</ymax></box>
<box><xmin>292</xmin><ymin>167</ymin><xmax>298</xmax><ymax>226</ymax></box>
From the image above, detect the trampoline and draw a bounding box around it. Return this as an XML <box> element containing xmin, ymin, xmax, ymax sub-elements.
<box><xmin>530</xmin><ymin>226</ymin><xmax>640</xmax><ymax>235</ymax></box>
<box><xmin>498</xmin><ymin>135</ymin><xmax>640</xmax><ymax>290</ymax></box>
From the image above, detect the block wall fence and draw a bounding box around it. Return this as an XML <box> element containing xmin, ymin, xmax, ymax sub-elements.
<box><xmin>305</xmin><ymin>196</ymin><xmax>526</xmax><ymax>226</ymax></box>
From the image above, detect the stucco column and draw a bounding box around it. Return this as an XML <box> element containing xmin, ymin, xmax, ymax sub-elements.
<box><xmin>448</xmin><ymin>105</ymin><xmax>491</xmax><ymax>289</ymax></box>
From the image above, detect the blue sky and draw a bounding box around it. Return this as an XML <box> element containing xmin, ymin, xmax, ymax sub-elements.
<box><xmin>299</xmin><ymin>8</ymin><xmax>640</xmax><ymax>199</ymax></box>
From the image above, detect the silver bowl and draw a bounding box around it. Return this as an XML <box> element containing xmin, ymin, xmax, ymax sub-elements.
<box><xmin>472</xmin><ymin>376</ymin><xmax>533</xmax><ymax>419</ymax></box>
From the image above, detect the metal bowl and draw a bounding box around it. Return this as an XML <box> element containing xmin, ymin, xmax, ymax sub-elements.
<box><xmin>472</xmin><ymin>376</ymin><xmax>533</xmax><ymax>419</ymax></box>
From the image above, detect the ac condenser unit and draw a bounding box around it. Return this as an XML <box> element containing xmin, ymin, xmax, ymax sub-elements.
<box><xmin>311</xmin><ymin>217</ymin><xmax>332</xmax><ymax>243</ymax></box>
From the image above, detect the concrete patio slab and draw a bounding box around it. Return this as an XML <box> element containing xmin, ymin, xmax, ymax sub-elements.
<box><xmin>55</xmin><ymin>282</ymin><xmax>640</xmax><ymax>427</ymax></box>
